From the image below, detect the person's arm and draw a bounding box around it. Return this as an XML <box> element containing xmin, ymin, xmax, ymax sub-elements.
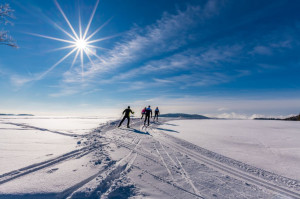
<box><xmin>131</xmin><ymin>109</ymin><xmax>134</xmax><ymax>114</ymax></box>
<box><xmin>122</xmin><ymin>109</ymin><xmax>126</xmax><ymax>114</ymax></box>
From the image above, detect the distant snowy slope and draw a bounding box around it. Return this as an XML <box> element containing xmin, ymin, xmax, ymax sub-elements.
<box><xmin>159</xmin><ymin>119</ymin><xmax>300</xmax><ymax>181</ymax></box>
<box><xmin>160</xmin><ymin>113</ymin><xmax>211</xmax><ymax>119</ymax></box>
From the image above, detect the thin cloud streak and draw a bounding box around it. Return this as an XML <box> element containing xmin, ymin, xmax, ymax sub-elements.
<box><xmin>63</xmin><ymin>2</ymin><xmax>221</xmax><ymax>83</ymax></box>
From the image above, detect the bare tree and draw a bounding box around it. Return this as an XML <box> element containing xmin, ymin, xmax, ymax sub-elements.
<box><xmin>0</xmin><ymin>3</ymin><xmax>17</xmax><ymax>48</ymax></box>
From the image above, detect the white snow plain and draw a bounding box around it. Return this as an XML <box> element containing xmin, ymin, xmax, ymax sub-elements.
<box><xmin>1</xmin><ymin>116</ymin><xmax>112</xmax><ymax>135</ymax></box>
<box><xmin>0</xmin><ymin>116</ymin><xmax>299</xmax><ymax>198</ymax></box>
<box><xmin>159</xmin><ymin>119</ymin><xmax>300</xmax><ymax>181</ymax></box>
<box><xmin>0</xmin><ymin>116</ymin><xmax>113</xmax><ymax>175</ymax></box>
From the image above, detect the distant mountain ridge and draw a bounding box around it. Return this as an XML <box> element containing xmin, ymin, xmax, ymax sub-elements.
<box><xmin>0</xmin><ymin>113</ymin><xmax>34</xmax><ymax>116</ymax></box>
<box><xmin>254</xmin><ymin>114</ymin><xmax>300</xmax><ymax>121</ymax></box>
<box><xmin>160</xmin><ymin>113</ymin><xmax>211</xmax><ymax>119</ymax></box>
<box><xmin>283</xmin><ymin>114</ymin><xmax>300</xmax><ymax>121</ymax></box>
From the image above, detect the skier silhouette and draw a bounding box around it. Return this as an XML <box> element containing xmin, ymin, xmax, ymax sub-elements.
<box><xmin>153</xmin><ymin>107</ymin><xmax>160</xmax><ymax>122</ymax></box>
<box><xmin>118</xmin><ymin>106</ymin><xmax>134</xmax><ymax>128</ymax></box>
<box><xmin>141</xmin><ymin>107</ymin><xmax>146</xmax><ymax>119</ymax></box>
<box><xmin>144</xmin><ymin>105</ymin><xmax>152</xmax><ymax>126</ymax></box>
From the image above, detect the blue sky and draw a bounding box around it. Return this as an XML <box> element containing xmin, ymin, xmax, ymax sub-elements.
<box><xmin>0</xmin><ymin>0</ymin><xmax>300</xmax><ymax>117</ymax></box>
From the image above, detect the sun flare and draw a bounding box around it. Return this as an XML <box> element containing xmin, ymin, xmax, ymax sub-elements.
<box><xmin>30</xmin><ymin>0</ymin><xmax>116</xmax><ymax>79</ymax></box>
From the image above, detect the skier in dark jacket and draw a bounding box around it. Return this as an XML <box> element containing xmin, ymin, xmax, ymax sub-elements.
<box><xmin>118</xmin><ymin>106</ymin><xmax>134</xmax><ymax>128</ymax></box>
<box><xmin>144</xmin><ymin>106</ymin><xmax>152</xmax><ymax>126</ymax></box>
<box><xmin>153</xmin><ymin>107</ymin><xmax>160</xmax><ymax>122</ymax></box>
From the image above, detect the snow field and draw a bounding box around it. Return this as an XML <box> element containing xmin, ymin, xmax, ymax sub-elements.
<box><xmin>0</xmin><ymin>116</ymin><xmax>113</xmax><ymax>135</ymax></box>
<box><xmin>0</xmin><ymin>123</ymin><xmax>77</xmax><ymax>174</ymax></box>
<box><xmin>0</xmin><ymin>117</ymin><xmax>299</xmax><ymax>198</ymax></box>
<box><xmin>159</xmin><ymin>119</ymin><xmax>300</xmax><ymax>181</ymax></box>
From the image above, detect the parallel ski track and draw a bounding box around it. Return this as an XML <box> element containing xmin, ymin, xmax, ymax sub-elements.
<box><xmin>4</xmin><ymin>122</ymin><xmax>79</xmax><ymax>137</ymax></box>
<box><xmin>108</xmin><ymin>125</ymin><xmax>258</xmax><ymax>199</ymax></box>
<box><xmin>155</xmin><ymin>138</ymin><xmax>206</xmax><ymax>197</ymax></box>
<box><xmin>153</xmin><ymin>142</ymin><xmax>175</xmax><ymax>180</ymax></box>
<box><xmin>154</xmin><ymin>132</ymin><xmax>249</xmax><ymax>199</ymax></box>
<box><xmin>0</xmin><ymin>144</ymin><xmax>101</xmax><ymax>185</ymax></box>
<box><xmin>62</xmin><ymin>135</ymin><xmax>142</xmax><ymax>199</ymax></box>
<box><xmin>150</xmin><ymin>128</ymin><xmax>300</xmax><ymax>199</ymax></box>
<box><xmin>104</xmin><ymin>126</ymin><xmax>205</xmax><ymax>198</ymax></box>
<box><xmin>132</xmin><ymin>164</ymin><xmax>205</xmax><ymax>199</ymax></box>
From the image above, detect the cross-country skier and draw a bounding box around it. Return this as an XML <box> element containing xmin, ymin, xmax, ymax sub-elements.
<box><xmin>141</xmin><ymin>107</ymin><xmax>146</xmax><ymax>119</ymax></box>
<box><xmin>144</xmin><ymin>105</ymin><xmax>152</xmax><ymax>126</ymax></box>
<box><xmin>153</xmin><ymin>107</ymin><xmax>160</xmax><ymax>122</ymax></box>
<box><xmin>118</xmin><ymin>106</ymin><xmax>134</xmax><ymax>128</ymax></box>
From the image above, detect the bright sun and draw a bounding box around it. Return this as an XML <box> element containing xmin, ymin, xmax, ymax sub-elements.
<box><xmin>76</xmin><ymin>39</ymin><xmax>87</xmax><ymax>50</ymax></box>
<box><xmin>30</xmin><ymin>0</ymin><xmax>117</xmax><ymax>78</ymax></box>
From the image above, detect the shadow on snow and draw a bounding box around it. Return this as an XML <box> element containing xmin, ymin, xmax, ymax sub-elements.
<box><xmin>127</xmin><ymin>128</ymin><xmax>150</xmax><ymax>135</ymax></box>
<box><xmin>155</xmin><ymin>127</ymin><xmax>179</xmax><ymax>133</ymax></box>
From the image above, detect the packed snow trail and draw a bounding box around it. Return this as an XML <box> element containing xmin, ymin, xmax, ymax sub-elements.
<box><xmin>0</xmin><ymin>118</ymin><xmax>299</xmax><ymax>198</ymax></box>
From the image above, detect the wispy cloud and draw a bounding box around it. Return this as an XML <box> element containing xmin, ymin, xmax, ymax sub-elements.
<box><xmin>251</xmin><ymin>46</ymin><xmax>272</xmax><ymax>55</ymax></box>
<box><xmin>10</xmin><ymin>75</ymin><xmax>33</xmax><ymax>87</ymax></box>
<box><xmin>62</xmin><ymin>1</ymin><xmax>222</xmax><ymax>83</ymax></box>
<box><xmin>104</xmin><ymin>44</ymin><xmax>242</xmax><ymax>85</ymax></box>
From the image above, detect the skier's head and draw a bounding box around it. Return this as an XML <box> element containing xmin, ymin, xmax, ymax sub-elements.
<box><xmin>128</xmin><ymin>106</ymin><xmax>130</xmax><ymax>108</ymax></box>
<box><xmin>148</xmin><ymin>105</ymin><xmax>151</xmax><ymax>108</ymax></box>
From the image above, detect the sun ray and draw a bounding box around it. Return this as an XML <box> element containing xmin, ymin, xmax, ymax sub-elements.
<box><xmin>78</xmin><ymin>5</ymin><xmax>82</xmax><ymax>39</ymax></box>
<box><xmin>70</xmin><ymin>49</ymin><xmax>80</xmax><ymax>69</ymax></box>
<box><xmin>85</xmin><ymin>17</ymin><xmax>113</xmax><ymax>41</ymax></box>
<box><xmin>40</xmin><ymin>14</ymin><xmax>77</xmax><ymax>41</ymax></box>
<box><xmin>54</xmin><ymin>0</ymin><xmax>79</xmax><ymax>40</ymax></box>
<box><xmin>87</xmin><ymin>44</ymin><xmax>109</xmax><ymax>51</ymax></box>
<box><xmin>83</xmin><ymin>0</ymin><xmax>100</xmax><ymax>40</ymax></box>
<box><xmin>80</xmin><ymin>49</ymin><xmax>84</xmax><ymax>77</ymax></box>
<box><xmin>84</xmin><ymin>49</ymin><xmax>95</xmax><ymax>65</ymax></box>
<box><xmin>28</xmin><ymin>33</ymin><xmax>75</xmax><ymax>44</ymax></box>
<box><xmin>37</xmin><ymin>48</ymin><xmax>78</xmax><ymax>80</ymax></box>
<box><xmin>85</xmin><ymin>47</ymin><xmax>106</xmax><ymax>63</ymax></box>
<box><xmin>48</xmin><ymin>44</ymin><xmax>76</xmax><ymax>52</ymax></box>
<box><xmin>53</xmin><ymin>23</ymin><xmax>77</xmax><ymax>41</ymax></box>
<box><xmin>86</xmin><ymin>33</ymin><xmax>121</xmax><ymax>44</ymax></box>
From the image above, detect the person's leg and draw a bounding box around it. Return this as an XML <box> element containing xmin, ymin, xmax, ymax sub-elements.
<box><xmin>118</xmin><ymin>116</ymin><xmax>125</xmax><ymax>127</ymax></box>
<box><xmin>144</xmin><ymin>115</ymin><xmax>147</xmax><ymax>125</ymax></box>
<box><xmin>127</xmin><ymin>116</ymin><xmax>130</xmax><ymax>127</ymax></box>
<box><xmin>147</xmin><ymin>116</ymin><xmax>150</xmax><ymax>126</ymax></box>
<box><xmin>154</xmin><ymin>113</ymin><xmax>158</xmax><ymax>121</ymax></box>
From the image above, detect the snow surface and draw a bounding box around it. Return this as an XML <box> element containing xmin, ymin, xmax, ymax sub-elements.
<box><xmin>0</xmin><ymin>123</ymin><xmax>77</xmax><ymax>174</ymax></box>
<box><xmin>159</xmin><ymin>119</ymin><xmax>300</xmax><ymax>181</ymax></box>
<box><xmin>0</xmin><ymin>116</ymin><xmax>112</xmax><ymax>135</ymax></box>
<box><xmin>0</xmin><ymin>117</ymin><xmax>299</xmax><ymax>199</ymax></box>
<box><xmin>0</xmin><ymin>116</ymin><xmax>111</xmax><ymax>175</ymax></box>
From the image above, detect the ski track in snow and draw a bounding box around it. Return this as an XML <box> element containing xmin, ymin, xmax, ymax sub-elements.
<box><xmin>4</xmin><ymin>122</ymin><xmax>80</xmax><ymax>137</ymax></box>
<box><xmin>0</xmin><ymin>118</ymin><xmax>299</xmax><ymax>198</ymax></box>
